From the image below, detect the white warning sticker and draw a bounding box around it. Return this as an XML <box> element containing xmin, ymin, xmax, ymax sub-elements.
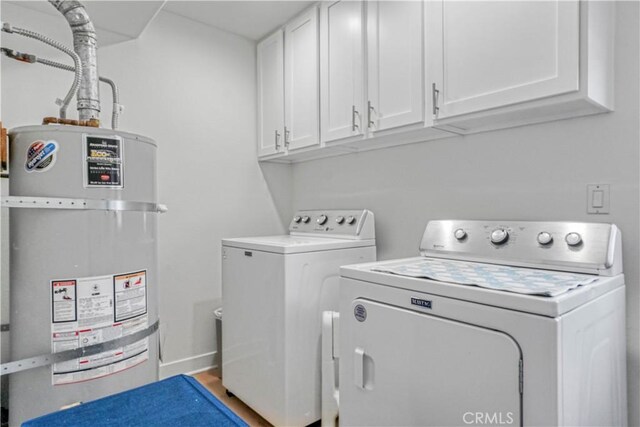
<box><xmin>50</xmin><ymin>270</ymin><xmax>149</xmax><ymax>385</ymax></box>
<box><xmin>114</xmin><ymin>271</ymin><xmax>147</xmax><ymax>322</ymax></box>
<box><xmin>52</xmin><ymin>280</ymin><xmax>77</xmax><ymax>323</ymax></box>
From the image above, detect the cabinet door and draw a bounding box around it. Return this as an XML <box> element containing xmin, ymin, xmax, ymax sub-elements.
<box><xmin>341</xmin><ymin>299</ymin><xmax>522</xmax><ymax>426</ymax></box>
<box><xmin>284</xmin><ymin>7</ymin><xmax>320</xmax><ymax>151</ymax></box>
<box><xmin>427</xmin><ymin>0</ymin><xmax>579</xmax><ymax>120</ymax></box>
<box><xmin>367</xmin><ymin>1</ymin><xmax>424</xmax><ymax>132</ymax></box>
<box><xmin>320</xmin><ymin>0</ymin><xmax>365</xmax><ymax>143</ymax></box>
<box><xmin>257</xmin><ymin>30</ymin><xmax>285</xmax><ymax>157</ymax></box>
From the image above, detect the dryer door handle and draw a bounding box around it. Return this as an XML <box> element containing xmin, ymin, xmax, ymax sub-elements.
<box><xmin>354</xmin><ymin>347</ymin><xmax>374</xmax><ymax>390</ymax></box>
<box><xmin>354</xmin><ymin>348</ymin><xmax>365</xmax><ymax>388</ymax></box>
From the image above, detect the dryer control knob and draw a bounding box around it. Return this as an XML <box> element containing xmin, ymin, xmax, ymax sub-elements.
<box><xmin>293</xmin><ymin>216</ymin><xmax>302</xmax><ymax>223</ymax></box>
<box><xmin>346</xmin><ymin>216</ymin><xmax>356</xmax><ymax>225</ymax></box>
<box><xmin>336</xmin><ymin>216</ymin><xmax>345</xmax><ymax>224</ymax></box>
<box><xmin>317</xmin><ymin>215</ymin><xmax>328</xmax><ymax>225</ymax></box>
<box><xmin>565</xmin><ymin>232</ymin><xmax>582</xmax><ymax>246</ymax></box>
<box><xmin>454</xmin><ymin>228</ymin><xmax>467</xmax><ymax>240</ymax></box>
<box><xmin>490</xmin><ymin>228</ymin><xmax>509</xmax><ymax>245</ymax></box>
<box><xmin>301</xmin><ymin>216</ymin><xmax>311</xmax><ymax>223</ymax></box>
<box><xmin>537</xmin><ymin>232</ymin><xmax>553</xmax><ymax>245</ymax></box>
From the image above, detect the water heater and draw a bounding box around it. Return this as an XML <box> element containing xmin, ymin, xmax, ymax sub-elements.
<box><xmin>1</xmin><ymin>1</ymin><xmax>163</xmax><ymax>423</ymax></box>
<box><xmin>5</xmin><ymin>126</ymin><xmax>160</xmax><ymax>424</ymax></box>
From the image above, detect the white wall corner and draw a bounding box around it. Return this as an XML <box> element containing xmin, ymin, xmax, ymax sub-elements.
<box><xmin>159</xmin><ymin>351</ymin><xmax>217</xmax><ymax>379</ymax></box>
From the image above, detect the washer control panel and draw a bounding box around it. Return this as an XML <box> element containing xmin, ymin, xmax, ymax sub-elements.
<box><xmin>289</xmin><ymin>210</ymin><xmax>375</xmax><ymax>239</ymax></box>
<box><xmin>420</xmin><ymin>220</ymin><xmax>621</xmax><ymax>276</ymax></box>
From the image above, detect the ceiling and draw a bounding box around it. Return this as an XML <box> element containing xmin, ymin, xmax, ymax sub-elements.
<box><xmin>162</xmin><ymin>1</ymin><xmax>315</xmax><ymax>41</ymax></box>
<box><xmin>6</xmin><ymin>1</ymin><xmax>166</xmax><ymax>47</ymax></box>
<box><xmin>5</xmin><ymin>1</ymin><xmax>315</xmax><ymax>45</ymax></box>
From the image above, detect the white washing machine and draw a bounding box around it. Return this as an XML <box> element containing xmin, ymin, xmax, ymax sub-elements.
<box><xmin>222</xmin><ymin>210</ymin><xmax>376</xmax><ymax>426</ymax></box>
<box><xmin>337</xmin><ymin>220</ymin><xmax>626</xmax><ymax>427</ymax></box>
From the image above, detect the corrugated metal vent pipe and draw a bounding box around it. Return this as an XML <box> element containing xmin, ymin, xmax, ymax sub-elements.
<box><xmin>49</xmin><ymin>0</ymin><xmax>101</xmax><ymax>123</ymax></box>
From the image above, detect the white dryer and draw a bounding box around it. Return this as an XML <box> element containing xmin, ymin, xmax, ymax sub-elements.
<box><xmin>222</xmin><ymin>210</ymin><xmax>376</xmax><ymax>426</ymax></box>
<box><xmin>338</xmin><ymin>220</ymin><xmax>626</xmax><ymax>427</ymax></box>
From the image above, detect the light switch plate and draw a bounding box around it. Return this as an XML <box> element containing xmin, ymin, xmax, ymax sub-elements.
<box><xmin>587</xmin><ymin>184</ymin><xmax>610</xmax><ymax>214</ymax></box>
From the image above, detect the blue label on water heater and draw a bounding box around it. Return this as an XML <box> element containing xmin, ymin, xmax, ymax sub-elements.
<box><xmin>25</xmin><ymin>140</ymin><xmax>58</xmax><ymax>172</ymax></box>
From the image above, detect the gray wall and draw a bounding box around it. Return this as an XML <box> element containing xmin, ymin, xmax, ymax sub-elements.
<box><xmin>0</xmin><ymin>3</ymin><xmax>292</xmax><ymax>377</ymax></box>
<box><xmin>290</xmin><ymin>2</ymin><xmax>639</xmax><ymax>425</ymax></box>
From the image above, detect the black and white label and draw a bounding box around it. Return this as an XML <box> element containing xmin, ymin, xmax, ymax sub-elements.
<box><xmin>84</xmin><ymin>135</ymin><xmax>123</xmax><ymax>188</ymax></box>
<box><xmin>411</xmin><ymin>297</ymin><xmax>432</xmax><ymax>309</ymax></box>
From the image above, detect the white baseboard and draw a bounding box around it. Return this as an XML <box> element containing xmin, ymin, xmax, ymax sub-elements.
<box><xmin>159</xmin><ymin>351</ymin><xmax>217</xmax><ymax>379</ymax></box>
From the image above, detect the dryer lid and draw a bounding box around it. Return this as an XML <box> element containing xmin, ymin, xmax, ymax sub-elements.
<box><xmin>371</xmin><ymin>257</ymin><xmax>599</xmax><ymax>297</ymax></box>
<box><xmin>340</xmin><ymin>257</ymin><xmax>624</xmax><ymax>317</ymax></box>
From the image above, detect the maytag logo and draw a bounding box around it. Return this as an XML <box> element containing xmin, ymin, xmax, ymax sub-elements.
<box><xmin>411</xmin><ymin>297</ymin><xmax>432</xmax><ymax>309</ymax></box>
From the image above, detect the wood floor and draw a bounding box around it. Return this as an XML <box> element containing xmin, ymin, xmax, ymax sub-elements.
<box><xmin>192</xmin><ymin>370</ymin><xmax>273</xmax><ymax>427</ymax></box>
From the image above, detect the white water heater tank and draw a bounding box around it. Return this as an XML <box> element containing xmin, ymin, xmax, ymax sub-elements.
<box><xmin>6</xmin><ymin>125</ymin><xmax>160</xmax><ymax>424</ymax></box>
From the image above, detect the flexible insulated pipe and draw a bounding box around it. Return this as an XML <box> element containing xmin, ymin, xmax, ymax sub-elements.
<box><xmin>1</xmin><ymin>22</ymin><xmax>81</xmax><ymax>119</ymax></box>
<box><xmin>48</xmin><ymin>0</ymin><xmax>101</xmax><ymax>122</ymax></box>
<box><xmin>36</xmin><ymin>57</ymin><xmax>121</xmax><ymax>129</ymax></box>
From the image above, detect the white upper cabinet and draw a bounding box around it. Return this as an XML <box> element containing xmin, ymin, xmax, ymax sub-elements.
<box><xmin>320</xmin><ymin>0</ymin><xmax>366</xmax><ymax>144</ymax></box>
<box><xmin>284</xmin><ymin>6</ymin><xmax>320</xmax><ymax>151</ymax></box>
<box><xmin>257</xmin><ymin>29</ymin><xmax>285</xmax><ymax>157</ymax></box>
<box><xmin>427</xmin><ymin>0</ymin><xmax>614</xmax><ymax>133</ymax></box>
<box><xmin>429</xmin><ymin>0</ymin><xmax>579</xmax><ymax>118</ymax></box>
<box><xmin>367</xmin><ymin>0</ymin><xmax>424</xmax><ymax>133</ymax></box>
<box><xmin>258</xmin><ymin>0</ymin><xmax>614</xmax><ymax>162</ymax></box>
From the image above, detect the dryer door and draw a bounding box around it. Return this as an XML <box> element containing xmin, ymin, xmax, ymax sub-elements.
<box><xmin>341</xmin><ymin>299</ymin><xmax>522</xmax><ymax>426</ymax></box>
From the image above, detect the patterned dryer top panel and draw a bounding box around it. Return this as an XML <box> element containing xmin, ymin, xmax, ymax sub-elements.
<box><xmin>371</xmin><ymin>258</ymin><xmax>599</xmax><ymax>297</ymax></box>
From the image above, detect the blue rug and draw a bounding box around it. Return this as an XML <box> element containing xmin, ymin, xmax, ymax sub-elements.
<box><xmin>23</xmin><ymin>375</ymin><xmax>248</xmax><ymax>427</ymax></box>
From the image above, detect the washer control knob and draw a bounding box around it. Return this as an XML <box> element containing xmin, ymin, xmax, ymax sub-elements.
<box><xmin>565</xmin><ymin>232</ymin><xmax>582</xmax><ymax>247</ymax></box>
<box><xmin>454</xmin><ymin>228</ymin><xmax>467</xmax><ymax>240</ymax></box>
<box><xmin>537</xmin><ymin>232</ymin><xmax>553</xmax><ymax>245</ymax></box>
<box><xmin>317</xmin><ymin>215</ymin><xmax>328</xmax><ymax>225</ymax></box>
<box><xmin>346</xmin><ymin>216</ymin><xmax>356</xmax><ymax>225</ymax></box>
<box><xmin>490</xmin><ymin>228</ymin><xmax>509</xmax><ymax>245</ymax></box>
<box><xmin>336</xmin><ymin>216</ymin><xmax>345</xmax><ymax>225</ymax></box>
<box><xmin>293</xmin><ymin>216</ymin><xmax>302</xmax><ymax>223</ymax></box>
<box><xmin>301</xmin><ymin>216</ymin><xmax>311</xmax><ymax>224</ymax></box>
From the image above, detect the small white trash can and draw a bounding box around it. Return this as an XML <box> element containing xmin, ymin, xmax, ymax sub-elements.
<box><xmin>214</xmin><ymin>307</ymin><xmax>223</xmax><ymax>378</ymax></box>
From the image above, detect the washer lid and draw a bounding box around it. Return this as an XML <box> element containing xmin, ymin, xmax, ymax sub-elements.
<box><xmin>222</xmin><ymin>235</ymin><xmax>376</xmax><ymax>254</ymax></box>
<box><xmin>341</xmin><ymin>257</ymin><xmax>624</xmax><ymax>317</ymax></box>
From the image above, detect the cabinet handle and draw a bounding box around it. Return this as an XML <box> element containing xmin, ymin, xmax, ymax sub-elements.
<box><xmin>367</xmin><ymin>101</ymin><xmax>375</xmax><ymax>129</ymax></box>
<box><xmin>432</xmin><ymin>83</ymin><xmax>440</xmax><ymax>117</ymax></box>
<box><xmin>275</xmin><ymin>130</ymin><xmax>281</xmax><ymax>150</ymax></box>
<box><xmin>284</xmin><ymin>126</ymin><xmax>290</xmax><ymax>148</ymax></box>
<box><xmin>352</xmin><ymin>105</ymin><xmax>360</xmax><ymax>132</ymax></box>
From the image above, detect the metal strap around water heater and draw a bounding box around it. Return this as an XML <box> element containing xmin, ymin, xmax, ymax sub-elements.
<box><xmin>0</xmin><ymin>319</ymin><xmax>159</xmax><ymax>376</ymax></box>
<box><xmin>1</xmin><ymin>196</ymin><xmax>167</xmax><ymax>213</ymax></box>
